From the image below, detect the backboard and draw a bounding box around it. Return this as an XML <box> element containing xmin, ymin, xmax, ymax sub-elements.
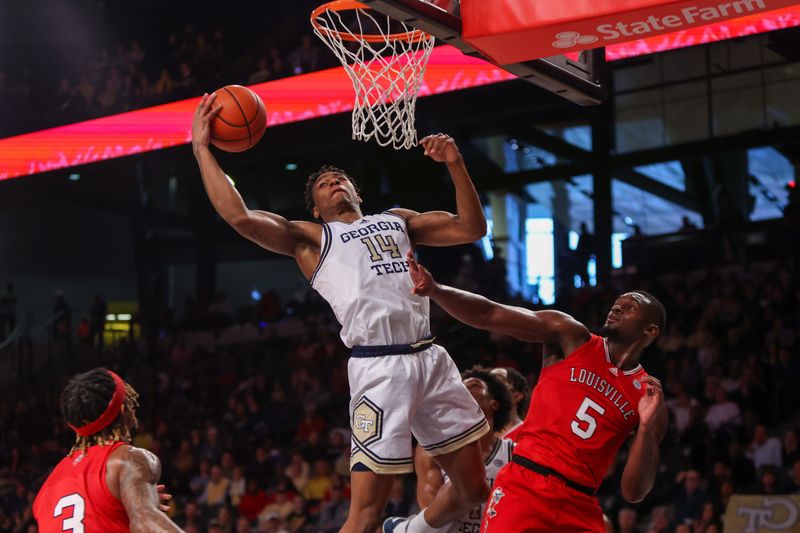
<box><xmin>361</xmin><ymin>0</ymin><xmax>606</xmax><ymax>105</ymax></box>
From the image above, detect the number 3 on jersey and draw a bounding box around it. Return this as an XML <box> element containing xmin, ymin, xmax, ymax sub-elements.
<box><xmin>571</xmin><ymin>397</ymin><xmax>605</xmax><ymax>440</ymax></box>
<box><xmin>54</xmin><ymin>494</ymin><xmax>85</xmax><ymax>533</ymax></box>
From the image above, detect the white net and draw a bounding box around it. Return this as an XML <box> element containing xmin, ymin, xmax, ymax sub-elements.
<box><xmin>312</xmin><ymin>2</ymin><xmax>435</xmax><ymax>150</ymax></box>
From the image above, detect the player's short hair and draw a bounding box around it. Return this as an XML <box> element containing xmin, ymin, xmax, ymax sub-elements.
<box><xmin>60</xmin><ymin>368</ymin><xmax>139</xmax><ymax>452</ymax></box>
<box><xmin>495</xmin><ymin>367</ymin><xmax>531</xmax><ymax>418</ymax></box>
<box><xmin>630</xmin><ymin>290</ymin><xmax>667</xmax><ymax>334</ymax></box>
<box><xmin>462</xmin><ymin>365</ymin><xmax>513</xmax><ymax>433</ymax></box>
<box><xmin>304</xmin><ymin>165</ymin><xmax>361</xmax><ymax>214</ymax></box>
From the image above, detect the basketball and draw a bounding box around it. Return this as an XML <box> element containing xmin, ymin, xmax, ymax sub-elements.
<box><xmin>209</xmin><ymin>85</ymin><xmax>267</xmax><ymax>153</ymax></box>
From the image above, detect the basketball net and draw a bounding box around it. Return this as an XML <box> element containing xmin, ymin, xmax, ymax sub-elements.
<box><xmin>312</xmin><ymin>1</ymin><xmax>435</xmax><ymax>150</ymax></box>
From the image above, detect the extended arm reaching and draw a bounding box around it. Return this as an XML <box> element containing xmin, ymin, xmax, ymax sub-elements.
<box><xmin>407</xmin><ymin>252</ymin><xmax>590</xmax><ymax>353</ymax></box>
<box><xmin>191</xmin><ymin>93</ymin><xmax>320</xmax><ymax>276</ymax></box>
<box><xmin>391</xmin><ymin>134</ymin><xmax>486</xmax><ymax>246</ymax></box>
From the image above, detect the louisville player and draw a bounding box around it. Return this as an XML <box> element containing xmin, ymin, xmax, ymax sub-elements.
<box><xmin>193</xmin><ymin>94</ymin><xmax>490</xmax><ymax>533</ymax></box>
<box><xmin>488</xmin><ymin>367</ymin><xmax>530</xmax><ymax>442</ymax></box>
<box><xmin>401</xmin><ymin>366</ymin><xmax>514</xmax><ymax>533</ymax></box>
<box><xmin>33</xmin><ymin>368</ymin><xmax>183</xmax><ymax>533</ymax></box>
<box><xmin>406</xmin><ymin>253</ymin><xmax>668</xmax><ymax>532</ymax></box>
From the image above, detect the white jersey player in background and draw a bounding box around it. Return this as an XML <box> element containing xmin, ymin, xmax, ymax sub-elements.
<box><xmin>401</xmin><ymin>366</ymin><xmax>515</xmax><ymax>533</ymax></box>
<box><xmin>192</xmin><ymin>93</ymin><xmax>491</xmax><ymax>533</ymax></box>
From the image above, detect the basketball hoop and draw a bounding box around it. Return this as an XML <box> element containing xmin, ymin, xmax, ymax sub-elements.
<box><xmin>311</xmin><ymin>1</ymin><xmax>435</xmax><ymax>150</ymax></box>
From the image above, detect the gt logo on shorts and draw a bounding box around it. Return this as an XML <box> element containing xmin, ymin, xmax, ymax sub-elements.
<box><xmin>486</xmin><ymin>487</ymin><xmax>505</xmax><ymax>519</ymax></box>
<box><xmin>352</xmin><ymin>395</ymin><xmax>383</xmax><ymax>446</ymax></box>
<box><xmin>356</xmin><ymin>415</ymin><xmax>374</xmax><ymax>432</ymax></box>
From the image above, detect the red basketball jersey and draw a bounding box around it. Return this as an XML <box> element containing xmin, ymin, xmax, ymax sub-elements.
<box><xmin>514</xmin><ymin>335</ymin><xmax>648</xmax><ymax>490</ymax></box>
<box><xmin>33</xmin><ymin>442</ymin><xmax>130</xmax><ymax>533</ymax></box>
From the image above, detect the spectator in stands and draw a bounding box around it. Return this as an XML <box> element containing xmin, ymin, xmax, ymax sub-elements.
<box><xmin>288</xmin><ymin>35</ymin><xmax>320</xmax><ymax>74</ymax></box>
<box><xmin>616</xmin><ymin>507</ymin><xmax>639</xmax><ymax>533</ymax></box>
<box><xmin>262</xmin><ymin>485</ymin><xmax>294</xmax><ymax>522</ymax></box>
<box><xmin>727</xmin><ymin>441</ymin><xmax>757</xmax><ymax>490</ymax></box>
<box><xmin>177</xmin><ymin>62</ymin><xmax>197</xmax><ymax>97</ymax></box>
<box><xmin>285</xmin><ymin>451</ymin><xmax>310</xmax><ymax>494</ymax></box>
<box><xmin>268</xmin><ymin>47</ymin><xmax>286</xmax><ymax>78</ymax></box>
<box><xmin>286</xmin><ymin>495</ymin><xmax>309</xmax><ymax>531</ymax></box>
<box><xmin>788</xmin><ymin>459</ymin><xmax>800</xmax><ymax>493</ymax></box>
<box><xmin>295</xmin><ymin>402</ymin><xmax>325</xmax><ymax>443</ymax></box>
<box><xmin>783</xmin><ymin>429</ymin><xmax>799</xmax><ymax>466</ymax></box>
<box><xmin>235</xmin><ymin>516</ymin><xmax>251</xmax><ymax>533</ymax></box>
<box><xmin>190</xmin><ymin>460</ymin><xmax>211</xmax><ymax>498</ymax></box>
<box><xmin>667</xmin><ymin>383</ymin><xmax>699</xmax><ymax>436</ymax></box>
<box><xmin>754</xmin><ymin>466</ymin><xmax>780</xmax><ymax>494</ymax></box>
<box><xmin>229</xmin><ymin>466</ymin><xmax>246</xmax><ymax>507</ymax></box>
<box><xmin>672</xmin><ymin>470</ymin><xmax>709</xmax><ymax>527</ymax></box>
<box><xmin>748</xmin><ymin>423</ymin><xmax>783</xmax><ymax>469</ymax></box>
<box><xmin>384</xmin><ymin>478</ymin><xmax>412</xmax><ymax>519</ymax></box>
<box><xmin>239</xmin><ymin>479</ymin><xmax>269</xmax><ymax>521</ymax></box>
<box><xmin>704</xmin><ymin>386</ymin><xmax>741</xmax><ymax>431</ymax></box>
<box><xmin>200</xmin><ymin>465</ymin><xmax>230</xmax><ymax>508</ymax></box>
<box><xmin>647</xmin><ymin>506</ymin><xmax>670</xmax><ymax>533</ymax></box>
<box><xmin>302</xmin><ymin>459</ymin><xmax>332</xmax><ymax>502</ymax></box>
<box><xmin>154</xmin><ymin>68</ymin><xmax>176</xmax><ymax>98</ymax></box>
<box><xmin>248</xmin><ymin>58</ymin><xmax>272</xmax><ymax>84</ymax></box>
<box><xmin>214</xmin><ymin>506</ymin><xmax>233</xmax><ymax>533</ymax></box>
<box><xmin>317</xmin><ymin>484</ymin><xmax>348</xmax><ymax>532</ymax></box>
<box><xmin>178</xmin><ymin>500</ymin><xmax>203</xmax><ymax>530</ymax></box>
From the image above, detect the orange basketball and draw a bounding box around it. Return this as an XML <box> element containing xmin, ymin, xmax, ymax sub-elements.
<box><xmin>209</xmin><ymin>85</ymin><xmax>267</xmax><ymax>152</ymax></box>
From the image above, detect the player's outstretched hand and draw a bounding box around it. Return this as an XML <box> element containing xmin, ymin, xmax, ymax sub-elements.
<box><xmin>407</xmin><ymin>251</ymin><xmax>436</xmax><ymax>296</ymax></box>
<box><xmin>191</xmin><ymin>92</ymin><xmax>222</xmax><ymax>150</ymax></box>
<box><xmin>156</xmin><ymin>484</ymin><xmax>173</xmax><ymax>513</ymax></box>
<box><xmin>637</xmin><ymin>376</ymin><xmax>664</xmax><ymax>429</ymax></box>
<box><xmin>420</xmin><ymin>133</ymin><xmax>461</xmax><ymax>163</ymax></box>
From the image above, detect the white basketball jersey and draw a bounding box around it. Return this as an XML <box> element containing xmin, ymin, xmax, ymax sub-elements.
<box><xmin>311</xmin><ymin>212</ymin><xmax>430</xmax><ymax>348</ymax></box>
<box><xmin>444</xmin><ymin>437</ymin><xmax>515</xmax><ymax>533</ymax></box>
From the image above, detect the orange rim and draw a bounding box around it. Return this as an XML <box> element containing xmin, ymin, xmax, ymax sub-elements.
<box><xmin>311</xmin><ymin>0</ymin><xmax>432</xmax><ymax>43</ymax></box>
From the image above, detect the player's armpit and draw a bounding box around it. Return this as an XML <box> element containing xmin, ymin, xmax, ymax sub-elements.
<box><xmin>119</xmin><ymin>448</ymin><xmax>185</xmax><ymax>533</ymax></box>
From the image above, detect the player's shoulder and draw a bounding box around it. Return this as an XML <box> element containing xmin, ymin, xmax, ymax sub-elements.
<box><xmin>383</xmin><ymin>207</ymin><xmax>417</xmax><ymax>221</ymax></box>
<box><xmin>108</xmin><ymin>445</ymin><xmax>161</xmax><ymax>481</ymax></box>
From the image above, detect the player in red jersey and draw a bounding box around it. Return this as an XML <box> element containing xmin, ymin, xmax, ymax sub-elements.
<box><xmin>33</xmin><ymin>368</ymin><xmax>184</xmax><ymax>533</ymax></box>
<box><xmin>406</xmin><ymin>253</ymin><xmax>668</xmax><ymax>533</ymax></box>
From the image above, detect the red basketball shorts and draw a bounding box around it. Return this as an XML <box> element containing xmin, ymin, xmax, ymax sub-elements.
<box><xmin>481</xmin><ymin>462</ymin><xmax>605</xmax><ymax>533</ymax></box>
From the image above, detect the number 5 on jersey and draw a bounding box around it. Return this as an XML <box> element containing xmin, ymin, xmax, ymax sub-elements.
<box><xmin>55</xmin><ymin>494</ymin><xmax>85</xmax><ymax>532</ymax></box>
<box><xmin>571</xmin><ymin>397</ymin><xmax>605</xmax><ymax>440</ymax></box>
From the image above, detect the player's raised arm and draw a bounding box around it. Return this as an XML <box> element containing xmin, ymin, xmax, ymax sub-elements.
<box><xmin>116</xmin><ymin>447</ymin><xmax>184</xmax><ymax>533</ymax></box>
<box><xmin>191</xmin><ymin>93</ymin><xmax>319</xmax><ymax>269</ymax></box>
<box><xmin>620</xmin><ymin>376</ymin><xmax>668</xmax><ymax>503</ymax></box>
<box><xmin>391</xmin><ymin>134</ymin><xmax>486</xmax><ymax>246</ymax></box>
<box><xmin>407</xmin><ymin>252</ymin><xmax>590</xmax><ymax>353</ymax></box>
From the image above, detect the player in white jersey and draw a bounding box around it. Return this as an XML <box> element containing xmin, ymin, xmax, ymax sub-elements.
<box><xmin>192</xmin><ymin>93</ymin><xmax>490</xmax><ymax>533</ymax></box>
<box><xmin>399</xmin><ymin>366</ymin><xmax>515</xmax><ymax>533</ymax></box>
<box><xmin>489</xmin><ymin>367</ymin><xmax>530</xmax><ymax>442</ymax></box>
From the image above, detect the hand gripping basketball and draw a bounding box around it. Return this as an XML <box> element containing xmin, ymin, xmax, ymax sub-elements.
<box><xmin>191</xmin><ymin>92</ymin><xmax>222</xmax><ymax>151</ymax></box>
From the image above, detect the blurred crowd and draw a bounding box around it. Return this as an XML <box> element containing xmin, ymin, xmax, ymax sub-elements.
<box><xmin>0</xmin><ymin>13</ymin><xmax>333</xmax><ymax>139</ymax></box>
<box><xmin>0</xmin><ymin>256</ymin><xmax>799</xmax><ymax>533</ymax></box>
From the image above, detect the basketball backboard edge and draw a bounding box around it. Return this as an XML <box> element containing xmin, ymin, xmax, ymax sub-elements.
<box><xmin>362</xmin><ymin>0</ymin><xmax>607</xmax><ymax>106</ymax></box>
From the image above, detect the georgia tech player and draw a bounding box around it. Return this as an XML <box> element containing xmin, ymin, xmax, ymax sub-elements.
<box><xmin>193</xmin><ymin>93</ymin><xmax>490</xmax><ymax>533</ymax></box>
